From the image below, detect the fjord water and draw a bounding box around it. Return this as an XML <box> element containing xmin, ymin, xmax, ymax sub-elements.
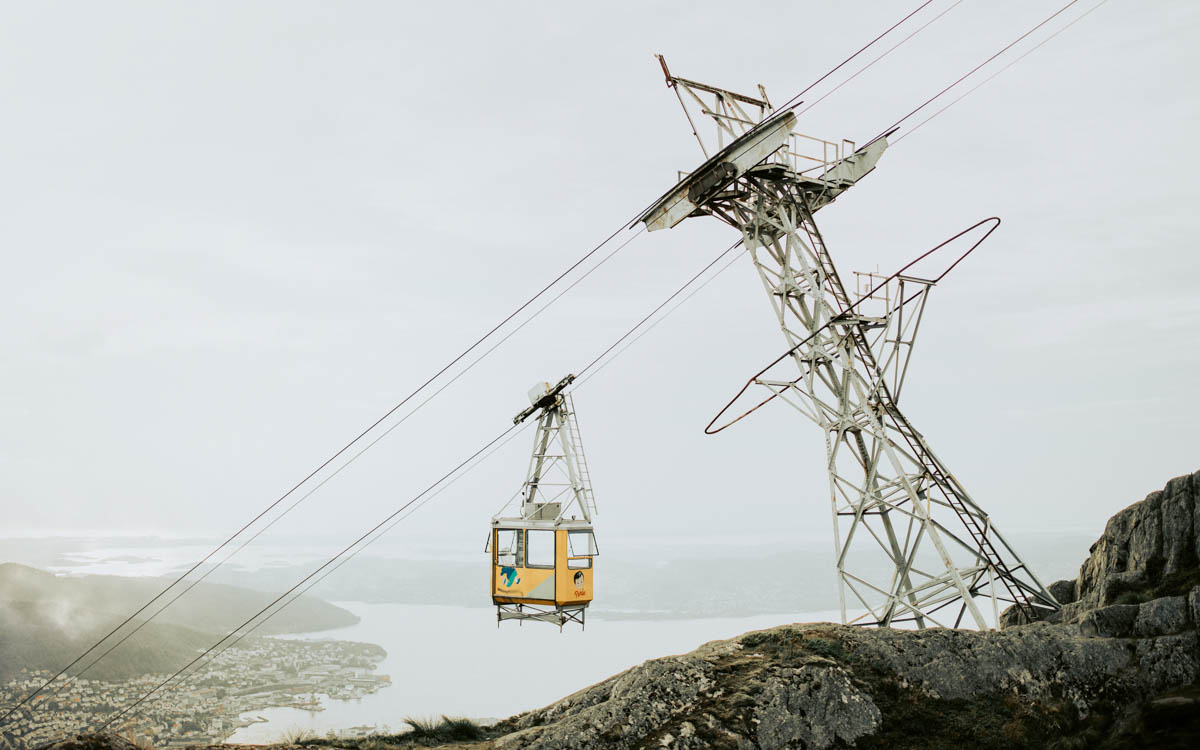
<box><xmin>223</xmin><ymin>602</ymin><xmax>841</xmax><ymax>743</ymax></box>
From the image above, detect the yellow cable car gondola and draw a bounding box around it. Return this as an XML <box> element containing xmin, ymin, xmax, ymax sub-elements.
<box><xmin>487</xmin><ymin>374</ymin><xmax>598</xmax><ymax>628</ymax></box>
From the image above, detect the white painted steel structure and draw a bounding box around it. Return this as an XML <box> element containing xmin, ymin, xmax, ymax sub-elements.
<box><xmin>641</xmin><ymin>59</ymin><xmax>1059</xmax><ymax>629</ymax></box>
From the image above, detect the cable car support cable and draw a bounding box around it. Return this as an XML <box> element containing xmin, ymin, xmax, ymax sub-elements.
<box><xmin>864</xmin><ymin>0</ymin><xmax>1086</xmax><ymax>147</ymax></box>
<box><xmin>890</xmin><ymin>0</ymin><xmax>1113</xmax><ymax>145</ymax></box>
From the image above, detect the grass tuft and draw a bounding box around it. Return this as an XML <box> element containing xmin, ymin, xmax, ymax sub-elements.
<box><xmin>400</xmin><ymin>715</ymin><xmax>485</xmax><ymax>743</ymax></box>
<box><xmin>278</xmin><ymin>725</ymin><xmax>317</xmax><ymax>744</ymax></box>
<box><xmin>437</xmin><ymin>715</ymin><xmax>485</xmax><ymax>741</ymax></box>
<box><xmin>402</xmin><ymin>715</ymin><xmax>440</xmax><ymax>737</ymax></box>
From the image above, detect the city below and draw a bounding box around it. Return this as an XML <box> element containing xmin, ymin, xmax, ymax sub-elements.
<box><xmin>1</xmin><ymin>637</ymin><xmax>389</xmax><ymax>748</ymax></box>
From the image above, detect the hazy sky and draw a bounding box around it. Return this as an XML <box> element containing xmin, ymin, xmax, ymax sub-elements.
<box><xmin>2</xmin><ymin>1</ymin><xmax>1197</xmax><ymax>573</ymax></box>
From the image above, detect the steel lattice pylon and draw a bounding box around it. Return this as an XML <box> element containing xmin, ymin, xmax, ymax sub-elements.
<box><xmin>640</xmin><ymin>59</ymin><xmax>1059</xmax><ymax>629</ymax></box>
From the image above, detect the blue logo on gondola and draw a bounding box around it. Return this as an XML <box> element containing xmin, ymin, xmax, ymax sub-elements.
<box><xmin>500</xmin><ymin>566</ymin><xmax>521</xmax><ymax>587</ymax></box>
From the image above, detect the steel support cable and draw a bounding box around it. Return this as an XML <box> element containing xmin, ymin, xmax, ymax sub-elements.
<box><xmin>771</xmin><ymin>0</ymin><xmax>937</xmax><ymax>114</ymax></box>
<box><xmin>91</xmin><ymin>419</ymin><xmax>538</xmax><ymax>736</ymax></box>
<box><xmin>703</xmin><ymin>217</ymin><xmax>1002</xmax><ymax>435</ymax></box>
<box><xmin>90</xmin><ymin>238</ymin><xmax>749</xmax><ymax>735</ymax></box>
<box><xmin>102</xmin><ymin>426</ymin><xmax>541</xmax><ymax>734</ymax></box>
<box><xmin>12</xmin><ymin>3</ymin><xmax>956</xmax><ymax>726</ymax></box>
<box><xmin>865</xmin><ymin>0</ymin><xmax>1085</xmax><ymax>145</ymax></box>
<box><xmin>575</xmin><ymin>239</ymin><xmax>746</xmax><ymax>378</ymax></box>
<box><xmin>575</xmin><ymin>247</ymin><xmax>749</xmax><ymax>387</ymax></box>
<box><xmin>794</xmin><ymin>0</ymin><xmax>966</xmax><ymax>120</ymax></box>
<box><xmin>892</xmin><ymin>0</ymin><xmax>1113</xmax><ymax>144</ymax></box>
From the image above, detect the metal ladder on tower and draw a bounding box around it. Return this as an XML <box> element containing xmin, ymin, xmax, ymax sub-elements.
<box><xmin>564</xmin><ymin>395</ymin><xmax>597</xmax><ymax>518</ymax></box>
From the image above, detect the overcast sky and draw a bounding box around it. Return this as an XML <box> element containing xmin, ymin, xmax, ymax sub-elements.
<box><xmin>1</xmin><ymin>1</ymin><xmax>1197</xmax><ymax>573</ymax></box>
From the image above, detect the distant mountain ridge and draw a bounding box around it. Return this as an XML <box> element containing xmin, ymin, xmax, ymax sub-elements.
<box><xmin>0</xmin><ymin>562</ymin><xmax>358</xmax><ymax>684</ymax></box>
